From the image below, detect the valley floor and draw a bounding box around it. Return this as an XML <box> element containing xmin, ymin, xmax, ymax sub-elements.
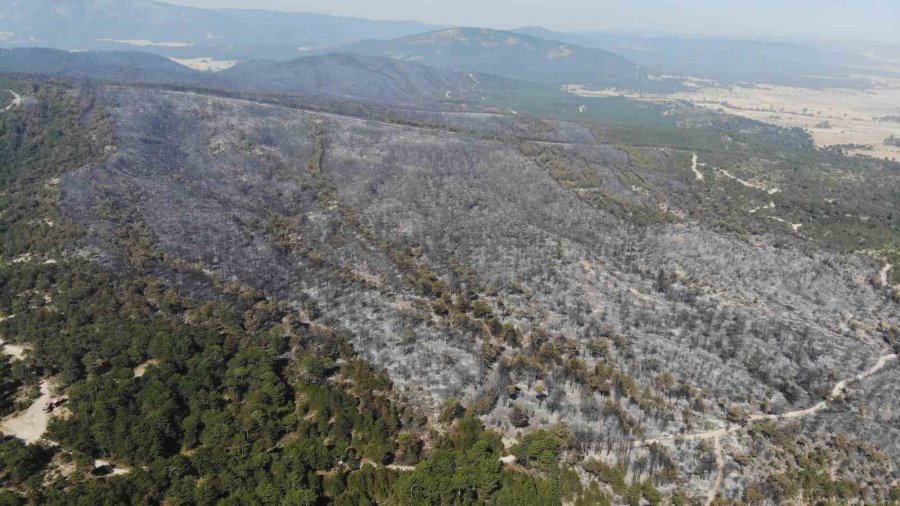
<box><xmin>568</xmin><ymin>76</ymin><xmax>900</xmax><ymax>160</ymax></box>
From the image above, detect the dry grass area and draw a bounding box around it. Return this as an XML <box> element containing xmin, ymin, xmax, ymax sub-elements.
<box><xmin>170</xmin><ymin>57</ymin><xmax>237</xmax><ymax>72</ymax></box>
<box><xmin>568</xmin><ymin>77</ymin><xmax>900</xmax><ymax>160</ymax></box>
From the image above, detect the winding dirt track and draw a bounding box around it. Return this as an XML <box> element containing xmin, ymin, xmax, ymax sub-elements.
<box><xmin>631</xmin><ymin>352</ymin><xmax>898</xmax><ymax>504</ymax></box>
<box><xmin>750</xmin><ymin>353</ymin><xmax>897</xmax><ymax>422</ymax></box>
<box><xmin>707</xmin><ymin>435</ymin><xmax>724</xmax><ymax>505</ymax></box>
<box><xmin>690</xmin><ymin>153</ymin><xmax>704</xmax><ymax>181</ymax></box>
<box><xmin>3</xmin><ymin>90</ymin><xmax>21</xmax><ymax>111</ymax></box>
<box><xmin>717</xmin><ymin>168</ymin><xmax>779</xmax><ymax>194</ymax></box>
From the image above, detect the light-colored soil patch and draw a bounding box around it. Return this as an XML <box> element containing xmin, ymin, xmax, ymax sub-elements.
<box><xmin>747</xmin><ymin>201</ymin><xmax>775</xmax><ymax>214</ymax></box>
<box><xmin>170</xmin><ymin>57</ymin><xmax>237</xmax><ymax>72</ymax></box>
<box><xmin>717</xmin><ymin>169</ymin><xmax>779</xmax><ymax>194</ymax></box>
<box><xmin>690</xmin><ymin>153</ymin><xmax>704</xmax><ymax>181</ymax></box>
<box><xmin>634</xmin><ymin>426</ymin><xmax>728</xmax><ymax>447</ymax></box>
<box><xmin>385</xmin><ymin>464</ymin><xmax>417</xmax><ymax>472</ymax></box>
<box><xmin>1</xmin><ymin>379</ymin><xmax>56</xmax><ymax>444</ymax></box>
<box><xmin>3</xmin><ymin>89</ymin><xmax>21</xmax><ymax>111</ymax></box>
<box><xmin>43</xmin><ymin>453</ymin><xmax>77</xmax><ymax>483</ymax></box>
<box><xmin>567</xmin><ymin>78</ymin><xmax>900</xmax><ymax>160</ymax></box>
<box><xmin>0</xmin><ymin>339</ymin><xmax>30</xmax><ymax>360</ymax></box>
<box><xmin>93</xmin><ymin>459</ymin><xmax>131</xmax><ymax>476</ymax></box>
<box><xmin>133</xmin><ymin>359</ymin><xmax>161</xmax><ymax>378</ymax></box>
<box><xmin>628</xmin><ymin>287</ymin><xmax>655</xmax><ymax>303</ymax></box>
<box><xmin>11</xmin><ymin>253</ymin><xmax>33</xmax><ymax>263</ymax></box>
<box><xmin>768</xmin><ymin>216</ymin><xmax>803</xmax><ymax>232</ymax></box>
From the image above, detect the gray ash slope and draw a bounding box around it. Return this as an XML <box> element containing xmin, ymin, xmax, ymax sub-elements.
<box><xmin>59</xmin><ymin>84</ymin><xmax>900</xmax><ymax>498</ymax></box>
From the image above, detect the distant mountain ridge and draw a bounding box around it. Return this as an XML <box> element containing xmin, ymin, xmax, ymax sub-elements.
<box><xmin>218</xmin><ymin>53</ymin><xmax>486</xmax><ymax>104</ymax></box>
<box><xmin>0</xmin><ymin>47</ymin><xmax>494</xmax><ymax>105</ymax></box>
<box><xmin>0</xmin><ymin>0</ymin><xmax>437</xmax><ymax>60</ymax></box>
<box><xmin>514</xmin><ymin>26</ymin><xmax>869</xmax><ymax>87</ymax></box>
<box><xmin>333</xmin><ymin>27</ymin><xmax>652</xmax><ymax>89</ymax></box>
<box><xmin>0</xmin><ymin>47</ymin><xmax>203</xmax><ymax>83</ymax></box>
<box><xmin>0</xmin><ymin>0</ymin><xmax>878</xmax><ymax>89</ymax></box>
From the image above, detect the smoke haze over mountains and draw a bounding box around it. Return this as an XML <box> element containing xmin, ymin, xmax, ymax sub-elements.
<box><xmin>165</xmin><ymin>0</ymin><xmax>900</xmax><ymax>44</ymax></box>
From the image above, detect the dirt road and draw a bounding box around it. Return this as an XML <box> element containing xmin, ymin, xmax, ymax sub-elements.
<box><xmin>630</xmin><ymin>352</ymin><xmax>898</xmax><ymax>505</ymax></box>
<box><xmin>718</xmin><ymin>168</ymin><xmax>779</xmax><ymax>194</ymax></box>
<box><xmin>385</xmin><ymin>464</ymin><xmax>417</xmax><ymax>472</ymax></box>
<box><xmin>3</xmin><ymin>90</ymin><xmax>21</xmax><ymax>111</ymax></box>
<box><xmin>707</xmin><ymin>434</ymin><xmax>724</xmax><ymax>505</ymax></box>
<box><xmin>635</xmin><ymin>426</ymin><xmax>729</xmax><ymax>447</ymax></box>
<box><xmin>749</xmin><ymin>353</ymin><xmax>897</xmax><ymax>422</ymax></box>
<box><xmin>690</xmin><ymin>153</ymin><xmax>704</xmax><ymax>181</ymax></box>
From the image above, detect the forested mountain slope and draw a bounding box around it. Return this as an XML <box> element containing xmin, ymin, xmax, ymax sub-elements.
<box><xmin>0</xmin><ymin>0</ymin><xmax>435</xmax><ymax>60</ymax></box>
<box><xmin>513</xmin><ymin>27</ymin><xmax>868</xmax><ymax>88</ymax></box>
<box><xmin>0</xmin><ymin>48</ymin><xmax>203</xmax><ymax>84</ymax></box>
<box><xmin>335</xmin><ymin>27</ymin><xmax>654</xmax><ymax>89</ymax></box>
<box><xmin>0</xmin><ymin>48</ymin><xmax>498</xmax><ymax>105</ymax></box>
<box><xmin>0</xmin><ymin>74</ymin><xmax>898</xmax><ymax>504</ymax></box>
<box><xmin>217</xmin><ymin>53</ymin><xmax>487</xmax><ymax>104</ymax></box>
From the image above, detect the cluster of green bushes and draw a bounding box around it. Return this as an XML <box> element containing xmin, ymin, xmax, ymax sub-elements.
<box><xmin>0</xmin><ymin>354</ymin><xmax>36</xmax><ymax>417</ymax></box>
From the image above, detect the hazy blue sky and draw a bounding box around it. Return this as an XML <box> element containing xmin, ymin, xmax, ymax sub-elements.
<box><xmin>165</xmin><ymin>0</ymin><xmax>900</xmax><ymax>43</ymax></box>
